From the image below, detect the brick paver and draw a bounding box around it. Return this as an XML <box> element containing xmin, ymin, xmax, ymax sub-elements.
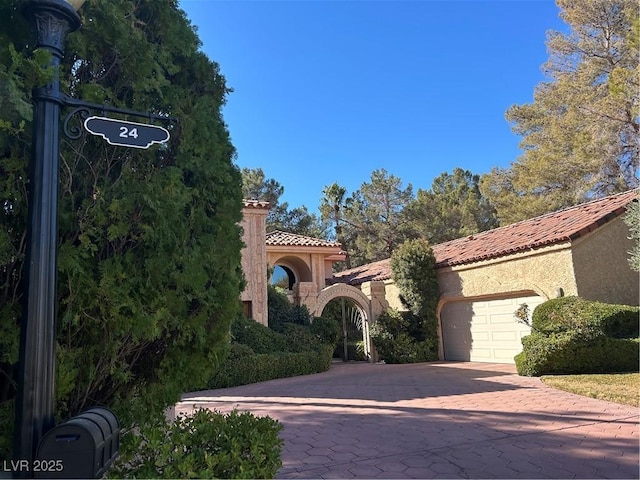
<box><xmin>176</xmin><ymin>361</ymin><xmax>639</xmax><ymax>479</ymax></box>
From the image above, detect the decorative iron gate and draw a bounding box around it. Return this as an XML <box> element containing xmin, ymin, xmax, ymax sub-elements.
<box><xmin>338</xmin><ymin>299</ymin><xmax>370</xmax><ymax>361</ymax></box>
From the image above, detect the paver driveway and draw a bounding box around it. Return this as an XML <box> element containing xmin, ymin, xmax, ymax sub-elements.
<box><xmin>177</xmin><ymin>361</ymin><xmax>639</xmax><ymax>479</ymax></box>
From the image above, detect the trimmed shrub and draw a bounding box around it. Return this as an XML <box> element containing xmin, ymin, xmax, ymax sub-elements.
<box><xmin>231</xmin><ymin>316</ymin><xmax>288</xmax><ymax>354</ymax></box>
<box><xmin>516</xmin><ymin>297</ymin><xmax>640</xmax><ymax>376</ymax></box>
<box><xmin>310</xmin><ymin>316</ymin><xmax>340</xmax><ymax>346</ymax></box>
<box><xmin>268</xmin><ymin>293</ymin><xmax>313</xmax><ymax>333</ymax></box>
<box><xmin>210</xmin><ymin>345</ymin><xmax>334</xmax><ymax>388</ymax></box>
<box><xmin>515</xmin><ymin>333</ymin><xmax>639</xmax><ymax>376</ymax></box>
<box><xmin>370</xmin><ymin>309</ymin><xmax>438</xmax><ymax>364</ymax></box>
<box><xmin>532</xmin><ymin>297</ymin><xmax>639</xmax><ymax>338</ymax></box>
<box><xmin>281</xmin><ymin>323</ymin><xmax>318</xmax><ymax>353</ymax></box>
<box><xmin>111</xmin><ymin>409</ymin><xmax>283</xmax><ymax>479</ymax></box>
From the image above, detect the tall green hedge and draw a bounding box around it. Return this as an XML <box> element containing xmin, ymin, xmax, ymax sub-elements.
<box><xmin>371</xmin><ymin>239</ymin><xmax>439</xmax><ymax>363</ymax></box>
<box><xmin>211</xmin><ymin>315</ymin><xmax>338</xmax><ymax>388</ymax></box>
<box><xmin>1</xmin><ymin>0</ymin><xmax>244</xmax><ymax>460</ymax></box>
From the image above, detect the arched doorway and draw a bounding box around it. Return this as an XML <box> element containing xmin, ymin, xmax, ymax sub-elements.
<box><xmin>314</xmin><ymin>284</ymin><xmax>373</xmax><ymax>361</ymax></box>
<box><xmin>321</xmin><ymin>298</ymin><xmax>368</xmax><ymax>361</ymax></box>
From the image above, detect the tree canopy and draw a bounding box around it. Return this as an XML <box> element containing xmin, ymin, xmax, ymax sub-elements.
<box><xmin>1</xmin><ymin>0</ymin><xmax>244</xmax><ymax>455</ymax></box>
<box><xmin>481</xmin><ymin>0</ymin><xmax>639</xmax><ymax>223</ymax></box>
<box><xmin>405</xmin><ymin>168</ymin><xmax>498</xmax><ymax>244</ymax></box>
<box><xmin>241</xmin><ymin>167</ymin><xmax>327</xmax><ymax>237</ymax></box>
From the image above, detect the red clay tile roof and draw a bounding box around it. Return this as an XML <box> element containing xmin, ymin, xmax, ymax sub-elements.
<box><xmin>242</xmin><ymin>199</ymin><xmax>270</xmax><ymax>209</ymax></box>
<box><xmin>266</xmin><ymin>230</ymin><xmax>342</xmax><ymax>248</ymax></box>
<box><xmin>332</xmin><ymin>190</ymin><xmax>638</xmax><ymax>285</ymax></box>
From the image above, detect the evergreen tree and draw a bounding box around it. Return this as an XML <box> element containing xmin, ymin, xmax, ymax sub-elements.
<box><xmin>0</xmin><ymin>0</ymin><xmax>244</xmax><ymax>456</ymax></box>
<box><xmin>406</xmin><ymin>168</ymin><xmax>498</xmax><ymax>243</ymax></box>
<box><xmin>481</xmin><ymin>0</ymin><xmax>639</xmax><ymax>223</ymax></box>
<box><xmin>241</xmin><ymin>167</ymin><xmax>327</xmax><ymax>237</ymax></box>
<box><xmin>343</xmin><ymin>169</ymin><xmax>414</xmax><ymax>266</ymax></box>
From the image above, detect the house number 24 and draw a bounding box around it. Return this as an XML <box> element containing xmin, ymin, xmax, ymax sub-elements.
<box><xmin>119</xmin><ymin>126</ymin><xmax>139</xmax><ymax>138</ymax></box>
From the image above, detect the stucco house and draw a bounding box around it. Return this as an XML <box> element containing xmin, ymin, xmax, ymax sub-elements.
<box><xmin>332</xmin><ymin>189</ymin><xmax>639</xmax><ymax>364</ymax></box>
<box><xmin>240</xmin><ymin>190</ymin><xmax>638</xmax><ymax>364</ymax></box>
<box><xmin>239</xmin><ymin>200</ymin><xmax>346</xmax><ymax>326</ymax></box>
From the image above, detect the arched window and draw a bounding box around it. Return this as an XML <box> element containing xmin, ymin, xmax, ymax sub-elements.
<box><xmin>271</xmin><ymin>265</ymin><xmax>296</xmax><ymax>290</ymax></box>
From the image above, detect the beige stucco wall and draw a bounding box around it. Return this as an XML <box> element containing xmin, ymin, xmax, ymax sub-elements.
<box><xmin>436</xmin><ymin>243</ymin><xmax>577</xmax><ymax>305</ymax></box>
<box><xmin>571</xmin><ymin>216</ymin><xmax>639</xmax><ymax>306</ymax></box>
<box><xmin>240</xmin><ymin>206</ymin><xmax>269</xmax><ymax>325</ymax></box>
<box><xmin>381</xmin><ymin>279</ymin><xmax>405</xmax><ymax>312</ymax></box>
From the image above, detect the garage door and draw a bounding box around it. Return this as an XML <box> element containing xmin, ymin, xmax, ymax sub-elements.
<box><xmin>441</xmin><ymin>295</ymin><xmax>545</xmax><ymax>363</ymax></box>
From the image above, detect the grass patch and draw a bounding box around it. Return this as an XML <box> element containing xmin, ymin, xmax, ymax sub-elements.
<box><xmin>541</xmin><ymin>373</ymin><xmax>640</xmax><ymax>407</ymax></box>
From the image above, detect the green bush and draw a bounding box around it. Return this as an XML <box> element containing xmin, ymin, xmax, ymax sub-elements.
<box><xmin>210</xmin><ymin>345</ymin><xmax>334</xmax><ymax>388</ymax></box>
<box><xmin>516</xmin><ymin>297</ymin><xmax>640</xmax><ymax>376</ymax></box>
<box><xmin>515</xmin><ymin>333</ymin><xmax>639</xmax><ymax>376</ymax></box>
<box><xmin>310</xmin><ymin>316</ymin><xmax>340</xmax><ymax>346</ymax></box>
<box><xmin>370</xmin><ymin>309</ymin><xmax>438</xmax><ymax>364</ymax></box>
<box><xmin>111</xmin><ymin>408</ymin><xmax>283</xmax><ymax>479</ymax></box>
<box><xmin>268</xmin><ymin>292</ymin><xmax>313</xmax><ymax>333</ymax></box>
<box><xmin>281</xmin><ymin>323</ymin><xmax>319</xmax><ymax>352</ymax></box>
<box><xmin>231</xmin><ymin>316</ymin><xmax>288</xmax><ymax>354</ymax></box>
<box><xmin>532</xmin><ymin>297</ymin><xmax>639</xmax><ymax>338</ymax></box>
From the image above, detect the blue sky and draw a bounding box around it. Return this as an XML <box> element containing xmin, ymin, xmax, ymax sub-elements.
<box><xmin>179</xmin><ymin>0</ymin><xmax>567</xmax><ymax>213</ymax></box>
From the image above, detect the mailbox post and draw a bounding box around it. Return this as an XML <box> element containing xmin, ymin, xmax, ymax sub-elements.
<box><xmin>15</xmin><ymin>2</ymin><xmax>171</xmax><ymax>476</ymax></box>
<box><xmin>14</xmin><ymin>0</ymin><xmax>83</xmax><ymax>469</ymax></box>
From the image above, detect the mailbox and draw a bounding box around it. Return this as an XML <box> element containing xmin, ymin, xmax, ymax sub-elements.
<box><xmin>36</xmin><ymin>407</ymin><xmax>120</xmax><ymax>479</ymax></box>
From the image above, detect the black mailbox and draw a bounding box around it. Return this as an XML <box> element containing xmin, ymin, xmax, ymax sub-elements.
<box><xmin>36</xmin><ymin>407</ymin><xmax>120</xmax><ymax>479</ymax></box>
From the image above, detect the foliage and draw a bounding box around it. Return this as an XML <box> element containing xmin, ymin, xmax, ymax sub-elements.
<box><xmin>323</xmin><ymin>169</ymin><xmax>414</xmax><ymax>267</ymax></box>
<box><xmin>210</xmin><ymin>345</ymin><xmax>334</xmax><ymax>389</ymax></box>
<box><xmin>319</xmin><ymin>182</ymin><xmax>351</xmax><ymax>268</ymax></box>
<box><xmin>309</xmin><ymin>316</ymin><xmax>341</xmax><ymax>346</ymax></box>
<box><xmin>212</xmin><ymin>312</ymin><xmax>337</xmax><ymax>388</ymax></box>
<box><xmin>281</xmin><ymin>323</ymin><xmax>319</xmax><ymax>352</ymax></box>
<box><xmin>111</xmin><ymin>408</ymin><xmax>283</xmax><ymax>479</ymax></box>
<box><xmin>390</xmin><ymin>238</ymin><xmax>438</xmax><ymax>324</ymax></box>
<box><xmin>481</xmin><ymin>0</ymin><xmax>639</xmax><ymax>224</ymax></box>
<box><xmin>515</xmin><ymin>334</ymin><xmax>639</xmax><ymax>376</ymax></box>
<box><xmin>1</xmin><ymin>0</ymin><xmax>244</xmax><ymax>457</ymax></box>
<box><xmin>405</xmin><ymin>168</ymin><xmax>498</xmax><ymax>244</ymax></box>
<box><xmin>531</xmin><ymin>296</ymin><xmax>639</xmax><ymax>338</ymax></box>
<box><xmin>231</xmin><ymin>316</ymin><xmax>288</xmax><ymax>354</ymax></box>
<box><xmin>267</xmin><ymin>285</ymin><xmax>313</xmax><ymax>333</ymax></box>
<box><xmin>370</xmin><ymin>309</ymin><xmax>437</xmax><ymax>364</ymax></box>
<box><xmin>241</xmin><ymin>167</ymin><xmax>328</xmax><ymax>237</ymax></box>
<box><xmin>623</xmin><ymin>200</ymin><xmax>640</xmax><ymax>272</ymax></box>
<box><xmin>513</xmin><ymin>303</ymin><xmax>532</xmax><ymax>328</ymax></box>
<box><xmin>369</xmin><ymin>239</ymin><xmax>439</xmax><ymax>364</ymax></box>
<box><xmin>515</xmin><ymin>297</ymin><xmax>640</xmax><ymax>376</ymax></box>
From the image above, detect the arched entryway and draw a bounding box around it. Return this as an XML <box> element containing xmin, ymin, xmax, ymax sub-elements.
<box><xmin>314</xmin><ymin>284</ymin><xmax>373</xmax><ymax>361</ymax></box>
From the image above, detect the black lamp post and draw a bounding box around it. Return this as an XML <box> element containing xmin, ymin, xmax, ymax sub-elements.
<box><xmin>14</xmin><ymin>0</ymin><xmax>84</xmax><ymax>468</ymax></box>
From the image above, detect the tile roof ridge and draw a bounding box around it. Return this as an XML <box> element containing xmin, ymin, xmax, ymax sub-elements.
<box><xmin>433</xmin><ymin>189</ymin><xmax>638</xmax><ymax>249</ymax></box>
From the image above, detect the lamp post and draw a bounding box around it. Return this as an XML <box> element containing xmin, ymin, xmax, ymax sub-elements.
<box><xmin>14</xmin><ymin>0</ymin><xmax>84</xmax><ymax>469</ymax></box>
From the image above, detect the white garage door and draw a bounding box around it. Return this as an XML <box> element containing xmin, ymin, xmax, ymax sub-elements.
<box><xmin>441</xmin><ymin>295</ymin><xmax>545</xmax><ymax>363</ymax></box>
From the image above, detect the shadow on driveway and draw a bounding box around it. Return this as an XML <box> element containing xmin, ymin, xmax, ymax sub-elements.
<box><xmin>178</xmin><ymin>362</ymin><xmax>639</xmax><ymax>479</ymax></box>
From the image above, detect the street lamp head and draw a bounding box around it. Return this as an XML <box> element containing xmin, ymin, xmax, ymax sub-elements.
<box><xmin>25</xmin><ymin>0</ymin><xmax>83</xmax><ymax>55</ymax></box>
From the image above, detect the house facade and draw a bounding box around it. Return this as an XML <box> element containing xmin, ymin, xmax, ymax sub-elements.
<box><xmin>331</xmin><ymin>190</ymin><xmax>639</xmax><ymax>364</ymax></box>
<box><xmin>241</xmin><ymin>191</ymin><xmax>638</xmax><ymax>364</ymax></box>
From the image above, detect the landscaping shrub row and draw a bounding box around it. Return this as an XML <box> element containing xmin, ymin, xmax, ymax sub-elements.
<box><xmin>210</xmin><ymin>344</ymin><xmax>334</xmax><ymax>388</ymax></box>
<box><xmin>210</xmin><ymin>315</ymin><xmax>339</xmax><ymax>388</ymax></box>
<box><xmin>515</xmin><ymin>297</ymin><xmax>640</xmax><ymax>376</ymax></box>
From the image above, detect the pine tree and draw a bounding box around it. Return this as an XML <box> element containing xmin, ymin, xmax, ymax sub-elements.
<box><xmin>481</xmin><ymin>0</ymin><xmax>639</xmax><ymax>223</ymax></box>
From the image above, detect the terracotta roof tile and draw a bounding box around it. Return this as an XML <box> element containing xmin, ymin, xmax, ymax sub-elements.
<box><xmin>332</xmin><ymin>190</ymin><xmax>637</xmax><ymax>285</ymax></box>
<box><xmin>266</xmin><ymin>230</ymin><xmax>342</xmax><ymax>248</ymax></box>
<box><xmin>242</xmin><ymin>199</ymin><xmax>270</xmax><ymax>209</ymax></box>
<box><xmin>328</xmin><ymin>258</ymin><xmax>392</xmax><ymax>286</ymax></box>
